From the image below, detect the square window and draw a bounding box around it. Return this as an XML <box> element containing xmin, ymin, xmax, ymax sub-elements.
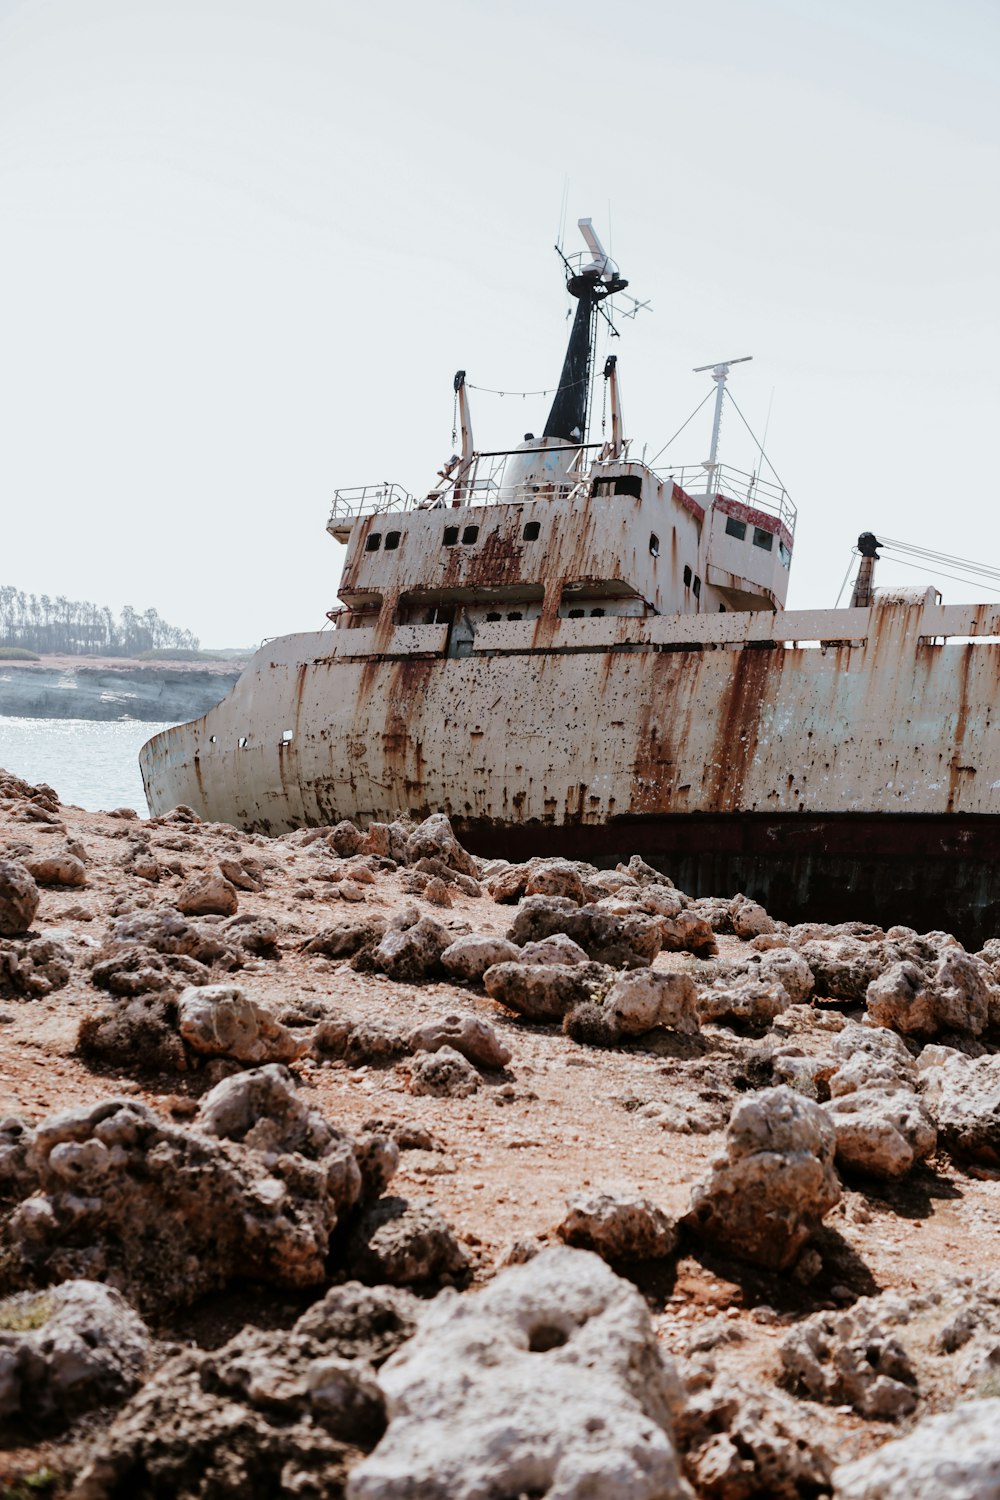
<box><xmin>462</xmin><ymin>524</ymin><xmax>480</xmax><ymax>544</ymax></box>
<box><xmin>523</xmin><ymin>521</ymin><xmax>540</xmax><ymax>541</ymax></box>
<box><xmin>568</xmin><ymin>608</ymin><xmax>585</xmax><ymax>619</ymax></box>
<box><xmin>443</xmin><ymin>526</ymin><xmax>459</xmax><ymax>546</ymax></box>
<box><xmin>752</xmin><ymin>527</ymin><xmax>774</xmax><ymax>551</ymax></box>
<box><xmin>365</xmin><ymin>533</ymin><xmax>381</xmax><ymax>552</ymax></box>
<box><xmin>725</xmin><ymin>516</ymin><xmax>747</xmax><ymax>540</ymax></box>
<box><xmin>385</xmin><ymin>531</ymin><xmax>401</xmax><ymax>550</ymax></box>
<box><xmin>590</xmin><ymin>607</ymin><xmax>605</xmax><ymax>617</ymax></box>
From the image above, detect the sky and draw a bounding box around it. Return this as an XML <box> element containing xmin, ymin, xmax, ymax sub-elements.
<box><xmin>1</xmin><ymin>0</ymin><xmax>998</xmax><ymax>647</ymax></box>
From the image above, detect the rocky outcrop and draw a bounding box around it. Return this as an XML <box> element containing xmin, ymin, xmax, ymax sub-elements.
<box><xmin>0</xmin><ymin>858</ymin><xmax>39</xmax><ymax>935</ymax></box>
<box><xmin>555</xmin><ymin>1191</ymin><xmax>679</xmax><ymax>1263</ymax></box>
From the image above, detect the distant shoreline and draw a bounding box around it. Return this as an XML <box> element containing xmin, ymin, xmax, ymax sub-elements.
<box><xmin>0</xmin><ymin>653</ymin><xmax>246</xmax><ymax>723</ymax></box>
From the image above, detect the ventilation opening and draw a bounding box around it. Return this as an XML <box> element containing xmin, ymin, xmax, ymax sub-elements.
<box><xmin>683</xmin><ymin>564</ymin><xmax>692</xmax><ymax>587</ymax></box>
<box><xmin>365</xmin><ymin>533</ymin><xmax>381</xmax><ymax>552</ymax></box>
<box><xmin>725</xmin><ymin>516</ymin><xmax>747</xmax><ymax>540</ymax></box>
<box><xmin>719</xmin><ymin>603</ymin><xmax>727</xmax><ymax>613</ymax></box>
<box><xmin>443</xmin><ymin>526</ymin><xmax>459</xmax><ymax>546</ymax></box>
<box><xmin>649</xmin><ymin>533</ymin><xmax>660</xmax><ymax>557</ymax></box>
<box><xmin>753</xmin><ymin>527</ymin><xmax>774</xmax><ymax>551</ymax></box>
<box><xmin>523</xmin><ymin>520</ymin><xmax>541</xmax><ymax>541</ymax></box>
<box><xmin>485</xmin><ymin>611</ymin><xmax>502</xmax><ymax>622</ymax></box>
<box><xmin>385</xmin><ymin>530</ymin><xmax>401</xmax><ymax>550</ymax></box>
<box><xmin>462</xmin><ymin>524</ymin><xmax>480</xmax><ymax>545</ymax></box>
<box><xmin>590</xmin><ymin>607</ymin><xmax>605</xmax><ymax>617</ymax></box>
<box><xmin>507</xmin><ymin>611</ymin><xmax>523</xmax><ymax>621</ymax></box>
<box><xmin>568</xmin><ymin>608</ymin><xmax>585</xmax><ymax>619</ymax></box>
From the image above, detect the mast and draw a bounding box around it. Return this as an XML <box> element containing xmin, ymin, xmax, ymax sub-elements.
<box><xmin>543</xmin><ymin>218</ymin><xmax>627</xmax><ymax>444</ymax></box>
<box><xmin>693</xmin><ymin>355</ymin><xmax>752</xmax><ymax>495</ymax></box>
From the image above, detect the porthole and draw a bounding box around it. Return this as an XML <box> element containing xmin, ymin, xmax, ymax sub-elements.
<box><xmin>209</xmin><ymin>734</ymin><xmax>217</xmax><ymax>744</ymax></box>
<box><xmin>649</xmin><ymin>533</ymin><xmax>660</xmax><ymax>557</ymax></box>
<box><xmin>523</xmin><ymin>521</ymin><xmax>541</xmax><ymax>541</ymax></box>
<box><xmin>365</xmin><ymin>533</ymin><xmax>381</xmax><ymax>552</ymax></box>
<box><xmin>462</xmin><ymin>524</ymin><xmax>480</xmax><ymax>545</ymax></box>
<box><xmin>385</xmin><ymin>530</ymin><xmax>401</xmax><ymax>550</ymax></box>
<box><xmin>443</xmin><ymin>526</ymin><xmax>459</xmax><ymax>546</ymax></box>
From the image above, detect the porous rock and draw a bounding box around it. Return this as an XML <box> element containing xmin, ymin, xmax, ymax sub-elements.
<box><xmin>602</xmin><ymin>968</ymin><xmax>700</xmax><ymax>1036</ymax></box>
<box><xmin>0</xmin><ymin>858</ymin><xmax>39</xmax><ymax>936</ymax></box>
<box><xmin>78</xmin><ymin>991</ymin><xmax>189</xmax><ymax>1072</ymax></box>
<box><xmin>556</xmin><ymin>1191</ymin><xmax>678</xmax><ymax>1262</ymax></box>
<box><xmin>347</xmin><ymin>1246</ymin><xmax>692</xmax><ymax>1499</ymax></box>
<box><xmin>177</xmin><ymin>983</ymin><xmax>307</xmax><ymax>1064</ymax></box>
<box><xmin>832</xmin><ymin>1398</ymin><xmax>1000</xmax><ymax>1499</ymax></box>
<box><xmin>518</xmin><ymin>933</ymin><xmax>591</xmax><ymax>966</ymax></box>
<box><xmin>408</xmin><ymin>1012</ymin><xmax>511</xmax><ymax>1070</ymax></box>
<box><xmin>781</xmin><ymin>1297</ymin><xmax>919</xmax><ymax>1419</ymax></box>
<box><xmin>697</xmin><ymin>977</ymin><xmax>791</xmax><ymax>1028</ymax></box>
<box><xmin>483</xmin><ymin>960</ymin><xmax>612</xmax><ymax>1021</ymax></box>
<box><xmin>686</xmin><ymin>1086</ymin><xmax>841</xmax><ymax>1271</ymax></box>
<box><xmin>524</xmin><ymin>859</ymin><xmax>588</xmax><ymax>905</ymax></box>
<box><xmin>22</xmin><ymin>851</ymin><xmax>87</xmax><ymax>887</ymax></box>
<box><xmin>408</xmin><ymin>1045</ymin><xmax>481</xmax><ymax>1098</ymax></box>
<box><xmin>822</xmin><ymin>1029</ymin><xmax>935</xmax><ymax>1178</ymax></box>
<box><xmin>345</xmin><ymin>1195</ymin><xmax>469</xmax><ymax>1288</ymax></box>
<box><xmin>799</xmin><ymin>938</ymin><xmax>888</xmax><ymax>1002</ymax></box>
<box><xmin>102</xmin><ymin>907</ymin><xmax>243</xmax><ymax>968</ymax></box>
<box><xmin>440</xmin><ymin>932</ymin><xmax>521</xmax><ymax>981</ymax></box>
<box><xmin>304</xmin><ymin>915</ymin><xmax>390</xmax><ymax>958</ymax></box>
<box><xmin>0</xmin><ymin>934</ymin><xmax>72</xmax><ymax>1000</ymax></box>
<box><xmin>403</xmin><ymin>813</ymin><xmax>477</xmax><ymax>878</ymax></box>
<box><xmin>328</xmin><ymin>819</ymin><xmax>366</xmax><ymax>857</ymax></box>
<box><xmin>731</xmin><ymin>894</ymin><xmax>777</xmax><ymax>939</ymax></box>
<box><xmin>0</xmin><ymin>1065</ymin><xmax>395</xmax><ymax>1314</ymax></box>
<box><xmin>175</xmin><ymin>868</ymin><xmax>239</xmax><ymax>918</ymax></box>
<box><xmin>71</xmin><ymin>1282</ymin><xmax>419</xmax><ymax>1500</ymax></box>
<box><xmin>313</xmin><ymin>1017</ymin><xmax>410</xmax><ymax>1066</ymax></box>
<box><xmin>866</xmin><ymin>949</ymin><xmax>995</xmax><ymax>1038</ymax></box>
<box><xmin>507</xmin><ymin>896</ymin><xmax>663</xmax><ymax>969</ymax></box>
<box><xmin>370</xmin><ymin>916</ymin><xmax>452</xmax><ymax>982</ymax></box>
<box><xmin>654</xmin><ymin>910</ymin><xmax>717</xmax><ymax>957</ymax></box>
<box><xmin>0</xmin><ymin>1279</ymin><xmax>149</xmax><ymax>1430</ymax></box>
<box><xmin>753</xmin><ymin>947</ymin><xmax>815</xmax><ymax>1004</ymax></box>
<box><xmin>918</xmin><ymin>1051</ymin><xmax>1000</xmax><ymax>1162</ymax></box>
<box><xmin>676</xmin><ymin>1373</ymin><xmax>835</xmax><ymax>1499</ymax></box>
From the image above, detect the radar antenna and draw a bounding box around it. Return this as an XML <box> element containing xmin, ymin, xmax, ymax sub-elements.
<box><xmin>693</xmin><ymin>355</ymin><xmax>753</xmax><ymax>494</ymax></box>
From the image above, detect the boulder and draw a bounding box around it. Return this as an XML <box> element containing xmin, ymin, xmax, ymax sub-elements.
<box><xmin>0</xmin><ymin>934</ymin><xmax>72</xmax><ymax>1000</ymax></box>
<box><xmin>102</xmin><ymin>908</ymin><xmax>243</xmax><ymax>968</ymax></box>
<box><xmin>866</xmin><ymin>950</ymin><xmax>995</xmax><ymax>1038</ymax></box>
<box><xmin>832</xmin><ymin>1398</ymin><xmax>1000</xmax><ymax>1499</ymax></box>
<box><xmin>345</xmin><ymin>1196</ymin><xmax>469</xmax><ymax>1288</ymax></box>
<box><xmin>89</xmin><ymin>947</ymin><xmax>210</xmax><ymax>998</ymax></box>
<box><xmin>556</xmin><ymin>1191</ymin><xmax>678</xmax><ymax>1262</ymax></box>
<box><xmin>676</xmin><ymin>1374</ymin><xmax>835</xmax><ymax>1499</ymax></box>
<box><xmin>347</xmin><ymin>1247</ymin><xmax>691</xmax><ymax>1500</ymax></box>
<box><xmin>655</xmin><ymin>910</ymin><xmax>717</xmax><ymax>957</ymax></box>
<box><xmin>177</xmin><ymin>983</ymin><xmax>307</xmax><ymax>1065</ymax></box>
<box><xmin>483</xmin><ymin>960</ymin><xmax>613</xmax><ymax>1021</ymax></box>
<box><xmin>70</xmin><ymin>1282</ymin><xmax>419</xmax><ymax>1500</ymax></box>
<box><xmin>328</xmin><ymin>819</ymin><xmax>365</xmax><ymax>857</ymax></box>
<box><xmin>754</xmin><ymin>947</ymin><xmax>815</xmax><ymax>1004</ymax></box>
<box><xmin>918</xmin><ymin>1051</ymin><xmax>1000</xmax><ymax>1163</ymax></box>
<box><xmin>403</xmin><ymin>814</ymin><xmax>477</xmax><ymax>877</ymax></box>
<box><xmin>422</xmin><ymin>875</ymin><xmax>452</xmax><ymax>907</ymax></box>
<box><xmin>524</xmin><ymin>860</ymin><xmax>588</xmax><ymax>905</ymax></box>
<box><xmin>519</xmin><ymin>933</ymin><xmax>591</xmax><ymax>966</ymax></box>
<box><xmin>507</xmin><ymin>897</ymin><xmax>662</xmax><ymax>969</ymax></box>
<box><xmin>408</xmin><ymin>1046</ymin><xmax>481</xmax><ymax>1098</ymax></box>
<box><xmin>0</xmin><ymin>1280</ymin><xmax>149</xmax><ymax>1431</ymax></box>
<box><xmin>0</xmin><ymin>1066</ymin><xmax>395</xmax><ymax>1314</ymax></box>
<box><xmin>440</xmin><ymin>933</ymin><xmax>521</xmax><ymax>982</ymax></box>
<box><xmin>175</xmin><ymin>869</ymin><xmax>239</xmax><ymax>918</ymax></box>
<box><xmin>408</xmin><ymin>1013</ymin><xmax>511</xmax><ymax>1070</ymax></box>
<box><xmin>0</xmin><ymin>859</ymin><xmax>39</xmax><ymax>936</ymax></box>
<box><xmin>22</xmin><ymin>851</ymin><xmax>87</xmax><ymax>887</ymax></box>
<box><xmin>686</xmin><ymin>1086</ymin><xmax>841</xmax><ymax>1271</ymax></box>
<box><xmin>304</xmin><ymin>916</ymin><xmax>389</xmax><ymax>958</ymax></box>
<box><xmin>799</xmin><ymin>938</ymin><xmax>887</xmax><ymax>1002</ymax></box>
<box><xmin>602</xmin><ymin>969</ymin><xmax>700</xmax><ymax>1036</ymax></box>
<box><xmin>697</xmin><ymin>977</ymin><xmax>791</xmax><ymax>1028</ymax></box>
<box><xmin>313</xmin><ymin>1018</ymin><xmax>410</xmax><ymax>1066</ymax></box>
<box><xmin>370</xmin><ymin>917</ymin><xmax>452</xmax><ymax>982</ymax></box>
<box><xmin>731</xmin><ymin>894</ymin><xmax>777</xmax><ymax>939</ymax></box>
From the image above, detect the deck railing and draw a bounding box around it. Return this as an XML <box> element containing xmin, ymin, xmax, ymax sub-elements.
<box><xmin>658</xmin><ymin>463</ymin><xmax>797</xmax><ymax>538</ymax></box>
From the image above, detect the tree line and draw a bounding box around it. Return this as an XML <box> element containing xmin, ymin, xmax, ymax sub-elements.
<box><xmin>0</xmin><ymin>585</ymin><xmax>200</xmax><ymax>657</ymax></box>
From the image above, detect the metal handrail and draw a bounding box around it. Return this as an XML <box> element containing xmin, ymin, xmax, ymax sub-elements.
<box><xmin>658</xmin><ymin>463</ymin><xmax>797</xmax><ymax>537</ymax></box>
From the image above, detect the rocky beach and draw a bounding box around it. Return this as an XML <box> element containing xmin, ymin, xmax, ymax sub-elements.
<box><xmin>0</xmin><ymin>767</ymin><xmax>998</xmax><ymax>1498</ymax></box>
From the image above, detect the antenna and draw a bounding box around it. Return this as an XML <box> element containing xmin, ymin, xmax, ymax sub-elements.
<box><xmin>693</xmin><ymin>356</ymin><xmax>753</xmax><ymax>493</ymax></box>
<box><xmin>578</xmin><ymin>217</ymin><xmax>617</xmax><ymax>281</ymax></box>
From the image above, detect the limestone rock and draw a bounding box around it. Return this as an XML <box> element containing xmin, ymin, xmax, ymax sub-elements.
<box><xmin>731</xmin><ymin>894</ymin><xmax>777</xmax><ymax>939</ymax></box>
<box><xmin>0</xmin><ymin>1066</ymin><xmax>394</xmax><ymax>1314</ymax></box>
<box><xmin>102</xmin><ymin>907</ymin><xmax>243</xmax><ymax>968</ymax></box>
<box><xmin>832</xmin><ymin>1398</ymin><xmax>1000</xmax><ymax>1499</ymax></box>
<box><xmin>0</xmin><ymin>858</ymin><xmax>39</xmax><ymax>936</ymax></box>
<box><xmin>0</xmin><ymin>934</ymin><xmax>72</xmax><ymax>1000</ymax></box>
<box><xmin>71</xmin><ymin>1282</ymin><xmax>419</xmax><ymax>1500</ymax></box>
<box><xmin>403</xmin><ymin>814</ymin><xmax>477</xmax><ymax>877</ymax></box>
<box><xmin>824</xmin><ymin>1089</ymin><xmax>936</xmax><ymax>1179</ymax></box>
<box><xmin>370</xmin><ymin>917</ymin><xmax>452</xmax><ymax>982</ymax></box>
<box><xmin>656</xmin><ymin>910</ymin><xmax>718</xmax><ymax>957</ymax></box>
<box><xmin>483</xmin><ymin>960</ymin><xmax>613</xmax><ymax>1021</ymax></box>
<box><xmin>686</xmin><ymin>1086</ymin><xmax>841</xmax><ymax>1271</ymax></box>
<box><xmin>440</xmin><ymin>932</ymin><xmax>521</xmax><ymax>981</ymax></box>
<box><xmin>313</xmin><ymin>1017</ymin><xmax>410</xmax><ymax>1066</ymax></box>
<box><xmin>422</xmin><ymin>875</ymin><xmax>452</xmax><ymax>906</ymax></box>
<box><xmin>556</xmin><ymin>1191</ymin><xmax>678</xmax><ymax>1262</ymax></box>
<box><xmin>754</xmin><ymin>947</ymin><xmax>815</xmax><ymax>1004</ymax></box>
<box><xmin>177</xmin><ymin>983</ymin><xmax>307</xmax><ymax>1064</ymax></box>
<box><xmin>78</xmin><ymin>992</ymin><xmax>189</xmax><ymax>1073</ymax></box>
<box><xmin>507</xmin><ymin>897</ymin><xmax>663</xmax><ymax>969</ymax></box>
<box><xmin>345</xmin><ymin>1195</ymin><xmax>469</xmax><ymax>1288</ymax></box>
<box><xmin>304</xmin><ymin>915</ymin><xmax>389</xmax><ymax>958</ymax></box>
<box><xmin>328</xmin><ymin>819</ymin><xmax>365</xmax><ymax>857</ymax></box>
<box><xmin>697</xmin><ymin>977</ymin><xmax>791</xmax><ymax>1028</ymax></box>
<box><xmin>408</xmin><ymin>1045</ymin><xmax>481</xmax><ymax>1098</ymax></box>
<box><xmin>676</xmin><ymin>1374</ymin><xmax>835</xmax><ymax>1499</ymax></box>
<box><xmin>799</xmin><ymin>938</ymin><xmax>887</xmax><ymax>1002</ymax></box>
<box><xmin>519</xmin><ymin>933</ymin><xmax>592</xmax><ymax>965</ymax></box>
<box><xmin>781</xmin><ymin>1299</ymin><xmax>919</xmax><ymax>1419</ymax></box>
<box><xmin>0</xmin><ymin>1280</ymin><xmax>149</xmax><ymax>1430</ymax></box>
<box><xmin>866</xmin><ymin>949</ymin><xmax>995</xmax><ymax>1038</ymax></box>
<box><xmin>524</xmin><ymin>859</ymin><xmax>588</xmax><ymax>905</ymax></box>
<box><xmin>602</xmin><ymin>969</ymin><xmax>700</xmax><ymax>1036</ymax></box>
<box><xmin>408</xmin><ymin>1012</ymin><xmax>511</xmax><ymax>1070</ymax></box>
<box><xmin>347</xmin><ymin>1246</ymin><xmax>692</xmax><ymax>1499</ymax></box>
<box><xmin>22</xmin><ymin>851</ymin><xmax>87</xmax><ymax>887</ymax></box>
<box><xmin>918</xmin><ymin>1052</ymin><xmax>1000</xmax><ymax>1162</ymax></box>
<box><xmin>175</xmin><ymin>868</ymin><xmax>239</xmax><ymax>918</ymax></box>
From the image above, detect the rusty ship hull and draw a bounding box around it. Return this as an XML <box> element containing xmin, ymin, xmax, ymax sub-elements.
<box><xmin>140</xmin><ymin>592</ymin><xmax>1000</xmax><ymax>944</ymax></box>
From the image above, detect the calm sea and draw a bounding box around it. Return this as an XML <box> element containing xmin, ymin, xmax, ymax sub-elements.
<box><xmin>0</xmin><ymin>717</ymin><xmax>172</xmax><ymax>814</ymax></box>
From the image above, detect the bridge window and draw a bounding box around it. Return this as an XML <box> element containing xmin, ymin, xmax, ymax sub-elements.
<box><xmin>753</xmin><ymin>526</ymin><xmax>774</xmax><ymax>551</ymax></box>
<box><xmin>365</xmin><ymin>533</ymin><xmax>382</xmax><ymax>552</ymax></box>
<box><xmin>443</xmin><ymin>526</ymin><xmax>459</xmax><ymax>546</ymax></box>
<box><xmin>779</xmin><ymin>540</ymin><xmax>792</xmax><ymax>568</ymax></box>
<box><xmin>462</xmin><ymin>524</ymin><xmax>480</xmax><ymax>544</ymax></box>
<box><xmin>649</xmin><ymin>533</ymin><xmax>660</xmax><ymax>557</ymax></box>
<box><xmin>385</xmin><ymin>530</ymin><xmax>401</xmax><ymax>550</ymax></box>
<box><xmin>725</xmin><ymin>516</ymin><xmax>747</xmax><ymax>540</ymax></box>
<box><xmin>683</xmin><ymin>565</ymin><xmax>692</xmax><ymax>587</ymax></box>
<box><xmin>523</xmin><ymin>521</ymin><xmax>541</xmax><ymax>541</ymax></box>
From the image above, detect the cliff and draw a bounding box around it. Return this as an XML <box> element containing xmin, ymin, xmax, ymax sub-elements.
<box><xmin>0</xmin><ymin>655</ymin><xmax>244</xmax><ymax>722</ymax></box>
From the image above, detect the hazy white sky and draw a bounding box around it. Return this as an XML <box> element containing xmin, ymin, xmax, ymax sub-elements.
<box><xmin>1</xmin><ymin>0</ymin><xmax>998</xmax><ymax>646</ymax></box>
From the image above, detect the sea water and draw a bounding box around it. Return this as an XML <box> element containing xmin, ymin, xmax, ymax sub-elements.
<box><xmin>0</xmin><ymin>718</ymin><xmax>172</xmax><ymax>814</ymax></box>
